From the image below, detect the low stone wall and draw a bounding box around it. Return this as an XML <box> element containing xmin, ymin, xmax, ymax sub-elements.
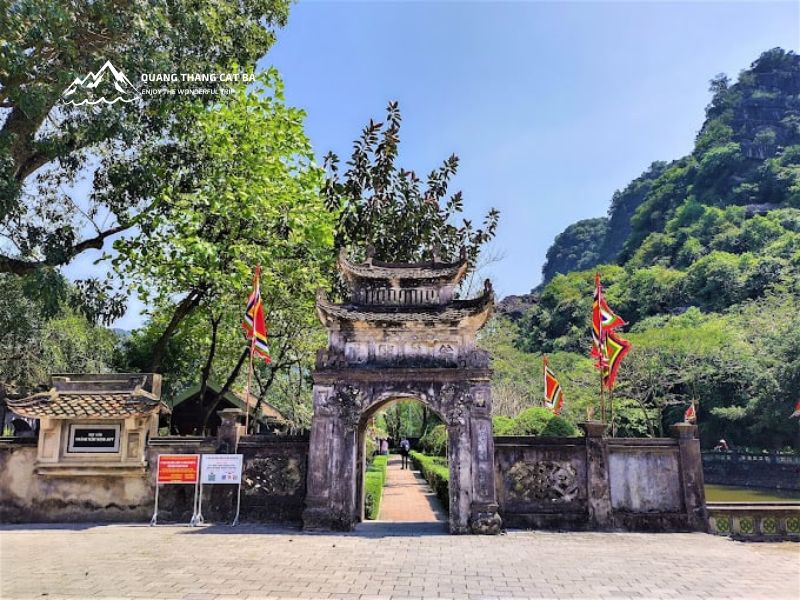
<box><xmin>707</xmin><ymin>503</ymin><xmax>800</xmax><ymax>541</ymax></box>
<box><xmin>494</xmin><ymin>423</ymin><xmax>707</xmax><ymax>532</ymax></box>
<box><xmin>0</xmin><ymin>438</ymin><xmax>153</xmax><ymax>523</ymax></box>
<box><xmin>702</xmin><ymin>451</ymin><xmax>800</xmax><ymax>491</ymax></box>
<box><xmin>238</xmin><ymin>434</ymin><xmax>309</xmax><ymax>523</ymax></box>
<box><xmin>0</xmin><ymin>434</ymin><xmax>310</xmax><ymax>525</ymax></box>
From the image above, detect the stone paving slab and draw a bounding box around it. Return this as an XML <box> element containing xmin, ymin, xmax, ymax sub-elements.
<box><xmin>378</xmin><ymin>456</ymin><xmax>445</xmax><ymax>522</ymax></box>
<box><xmin>0</xmin><ymin>523</ymin><xmax>798</xmax><ymax>599</ymax></box>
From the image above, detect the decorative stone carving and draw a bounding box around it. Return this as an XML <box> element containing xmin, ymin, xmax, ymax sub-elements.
<box><xmin>442</xmin><ymin>383</ymin><xmax>472</xmax><ymax>426</ymax></box>
<box><xmin>329</xmin><ymin>385</ymin><xmax>362</xmax><ymax>431</ymax></box>
<box><xmin>460</xmin><ymin>348</ymin><xmax>491</xmax><ymax>369</ymax></box>
<box><xmin>470</xmin><ymin>508</ymin><xmax>503</xmax><ymax>535</ymax></box>
<box><xmin>507</xmin><ymin>461</ymin><xmax>580</xmax><ymax>503</ymax></box>
<box><xmin>243</xmin><ymin>457</ymin><xmax>303</xmax><ymax>496</ymax></box>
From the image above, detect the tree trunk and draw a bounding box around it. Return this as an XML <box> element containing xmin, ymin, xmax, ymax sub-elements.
<box><xmin>201</xmin><ymin>347</ymin><xmax>249</xmax><ymax>430</ymax></box>
<box><xmin>198</xmin><ymin>314</ymin><xmax>221</xmax><ymax>435</ymax></box>
<box><xmin>148</xmin><ymin>288</ymin><xmax>205</xmax><ymax>372</ymax></box>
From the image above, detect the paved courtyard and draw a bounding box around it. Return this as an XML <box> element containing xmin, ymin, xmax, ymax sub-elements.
<box><xmin>1</xmin><ymin>523</ymin><xmax>798</xmax><ymax>600</ymax></box>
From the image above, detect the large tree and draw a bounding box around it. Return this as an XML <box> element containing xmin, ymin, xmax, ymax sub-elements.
<box><xmin>114</xmin><ymin>71</ymin><xmax>333</xmax><ymax>430</ymax></box>
<box><xmin>0</xmin><ymin>0</ymin><xmax>290</xmax><ymax>276</ymax></box>
<box><xmin>323</xmin><ymin>101</ymin><xmax>499</xmax><ymax>267</ymax></box>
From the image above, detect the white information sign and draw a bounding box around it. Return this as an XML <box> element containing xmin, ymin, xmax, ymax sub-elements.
<box><xmin>200</xmin><ymin>454</ymin><xmax>243</xmax><ymax>485</ymax></box>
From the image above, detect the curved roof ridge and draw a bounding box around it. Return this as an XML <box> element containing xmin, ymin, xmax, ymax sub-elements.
<box><xmin>338</xmin><ymin>248</ymin><xmax>469</xmax><ymax>284</ymax></box>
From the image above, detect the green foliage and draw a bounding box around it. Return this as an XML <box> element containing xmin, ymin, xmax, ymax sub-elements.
<box><xmin>364</xmin><ymin>455</ymin><xmax>388</xmax><ymax>520</ymax></box>
<box><xmin>1</xmin><ymin>0</ymin><xmax>291</xmax><ymax>276</ymax></box>
<box><xmin>507</xmin><ymin>407</ymin><xmax>579</xmax><ymax>437</ymax></box>
<box><xmin>419</xmin><ymin>424</ymin><xmax>448</xmax><ymax>456</ymax></box>
<box><xmin>0</xmin><ymin>272</ymin><xmax>118</xmax><ymax>392</ymax></box>
<box><xmin>322</xmin><ymin>102</ymin><xmax>499</xmax><ymax>269</ymax></box>
<box><xmin>410</xmin><ymin>451</ymin><xmax>449</xmax><ymax>511</ymax></box>
<box><xmin>491</xmin><ymin>416</ymin><xmax>515</xmax><ymax>435</ymax></box>
<box><xmin>511</xmin><ymin>49</ymin><xmax>800</xmax><ymax>449</ymax></box>
<box><xmin>113</xmin><ymin>71</ymin><xmax>333</xmax><ymax>430</ymax></box>
<box><xmin>542</xmin><ymin>218</ymin><xmax>610</xmax><ymax>283</ymax></box>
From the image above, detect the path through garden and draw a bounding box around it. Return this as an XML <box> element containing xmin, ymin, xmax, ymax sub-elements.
<box><xmin>378</xmin><ymin>455</ymin><xmax>446</xmax><ymax>522</ymax></box>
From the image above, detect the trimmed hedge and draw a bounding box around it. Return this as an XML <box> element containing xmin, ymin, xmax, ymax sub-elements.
<box><xmin>410</xmin><ymin>451</ymin><xmax>449</xmax><ymax>511</ymax></box>
<box><xmin>364</xmin><ymin>455</ymin><xmax>388</xmax><ymax>520</ymax></box>
<box><xmin>507</xmin><ymin>407</ymin><xmax>578</xmax><ymax>436</ymax></box>
<box><xmin>492</xmin><ymin>408</ymin><xmax>579</xmax><ymax>437</ymax></box>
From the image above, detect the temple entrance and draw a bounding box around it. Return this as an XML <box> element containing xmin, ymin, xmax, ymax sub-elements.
<box><xmin>357</xmin><ymin>398</ymin><xmax>447</xmax><ymax>524</ymax></box>
<box><xmin>302</xmin><ymin>249</ymin><xmax>502</xmax><ymax>534</ymax></box>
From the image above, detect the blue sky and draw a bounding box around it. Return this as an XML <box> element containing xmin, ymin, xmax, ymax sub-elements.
<box><xmin>68</xmin><ymin>0</ymin><xmax>799</xmax><ymax>329</ymax></box>
<box><xmin>261</xmin><ymin>0</ymin><xmax>799</xmax><ymax>294</ymax></box>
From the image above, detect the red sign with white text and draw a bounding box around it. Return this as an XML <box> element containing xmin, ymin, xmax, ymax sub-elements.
<box><xmin>157</xmin><ymin>454</ymin><xmax>200</xmax><ymax>484</ymax></box>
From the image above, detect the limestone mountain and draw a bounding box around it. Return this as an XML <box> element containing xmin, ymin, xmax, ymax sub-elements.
<box><xmin>540</xmin><ymin>47</ymin><xmax>800</xmax><ymax>283</ymax></box>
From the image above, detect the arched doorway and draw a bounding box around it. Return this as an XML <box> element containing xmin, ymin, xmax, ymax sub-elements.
<box><xmin>302</xmin><ymin>249</ymin><xmax>502</xmax><ymax>534</ymax></box>
<box><xmin>356</xmin><ymin>396</ymin><xmax>446</xmax><ymax>524</ymax></box>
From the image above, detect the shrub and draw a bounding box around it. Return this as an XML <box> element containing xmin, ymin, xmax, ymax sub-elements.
<box><xmin>419</xmin><ymin>424</ymin><xmax>448</xmax><ymax>456</ymax></box>
<box><xmin>364</xmin><ymin>455</ymin><xmax>388</xmax><ymax>520</ymax></box>
<box><xmin>507</xmin><ymin>407</ymin><xmax>579</xmax><ymax>437</ymax></box>
<box><xmin>410</xmin><ymin>451</ymin><xmax>449</xmax><ymax>510</ymax></box>
<box><xmin>492</xmin><ymin>415</ymin><xmax>515</xmax><ymax>435</ymax></box>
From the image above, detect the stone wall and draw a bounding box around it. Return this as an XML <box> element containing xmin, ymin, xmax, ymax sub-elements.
<box><xmin>0</xmin><ymin>434</ymin><xmax>310</xmax><ymax>525</ymax></box>
<box><xmin>702</xmin><ymin>452</ymin><xmax>800</xmax><ymax>491</ymax></box>
<box><xmin>238</xmin><ymin>434</ymin><xmax>309</xmax><ymax>523</ymax></box>
<box><xmin>494</xmin><ymin>423</ymin><xmax>707</xmax><ymax>532</ymax></box>
<box><xmin>0</xmin><ymin>438</ymin><xmax>153</xmax><ymax>523</ymax></box>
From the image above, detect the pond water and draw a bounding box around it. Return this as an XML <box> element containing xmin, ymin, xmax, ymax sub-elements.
<box><xmin>704</xmin><ymin>484</ymin><xmax>800</xmax><ymax>503</ymax></box>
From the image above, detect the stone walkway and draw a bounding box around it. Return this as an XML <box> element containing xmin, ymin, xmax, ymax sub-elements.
<box><xmin>1</xmin><ymin>523</ymin><xmax>799</xmax><ymax>599</ymax></box>
<box><xmin>378</xmin><ymin>455</ymin><xmax>446</xmax><ymax>522</ymax></box>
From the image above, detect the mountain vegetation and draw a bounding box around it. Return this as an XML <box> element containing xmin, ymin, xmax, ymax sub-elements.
<box><xmin>496</xmin><ymin>48</ymin><xmax>800</xmax><ymax>449</ymax></box>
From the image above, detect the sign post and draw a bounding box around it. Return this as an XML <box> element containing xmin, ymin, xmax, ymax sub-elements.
<box><xmin>196</xmin><ymin>454</ymin><xmax>244</xmax><ymax>527</ymax></box>
<box><xmin>150</xmin><ymin>454</ymin><xmax>200</xmax><ymax>526</ymax></box>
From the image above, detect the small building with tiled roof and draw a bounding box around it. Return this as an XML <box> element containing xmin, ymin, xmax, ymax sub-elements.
<box><xmin>6</xmin><ymin>373</ymin><xmax>166</xmax><ymax>476</ymax></box>
<box><xmin>167</xmin><ymin>381</ymin><xmax>285</xmax><ymax>435</ymax></box>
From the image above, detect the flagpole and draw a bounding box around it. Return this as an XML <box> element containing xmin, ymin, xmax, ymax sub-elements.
<box><xmin>543</xmin><ymin>355</ymin><xmax>547</xmax><ymax>409</ymax></box>
<box><xmin>609</xmin><ymin>387</ymin><xmax>615</xmax><ymax>437</ymax></box>
<box><xmin>599</xmin><ymin>369</ymin><xmax>605</xmax><ymax>423</ymax></box>
<box><xmin>243</xmin><ymin>264</ymin><xmax>261</xmax><ymax>435</ymax></box>
<box><xmin>244</xmin><ymin>336</ymin><xmax>255</xmax><ymax>434</ymax></box>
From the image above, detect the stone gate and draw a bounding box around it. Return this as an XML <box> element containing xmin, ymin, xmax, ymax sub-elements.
<box><xmin>302</xmin><ymin>249</ymin><xmax>502</xmax><ymax>533</ymax></box>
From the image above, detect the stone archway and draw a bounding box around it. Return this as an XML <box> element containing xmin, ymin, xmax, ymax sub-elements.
<box><xmin>302</xmin><ymin>249</ymin><xmax>502</xmax><ymax>534</ymax></box>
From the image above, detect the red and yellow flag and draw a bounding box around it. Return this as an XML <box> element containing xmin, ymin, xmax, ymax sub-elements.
<box><xmin>684</xmin><ymin>403</ymin><xmax>697</xmax><ymax>424</ymax></box>
<box><xmin>543</xmin><ymin>355</ymin><xmax>565</xmax><ymax>415</ymax></box>
<box><xmin>790</xmin><ymin>399</ymin><xmax>800</xmax><ymax>419</ymax></box>
<box><xmin>602</xmin><ymin>331</ymin><xmax>631</xmax><ymax>390</ymax></box>
<box><xmin>591</xmin><ymin>273</ymin><xmax>631</xmax><ymax>390</ymax></box>
<box><xmin>242</xmin><ymin>265</ymin><xmax>271</xmax><ymax>364</ymax></box>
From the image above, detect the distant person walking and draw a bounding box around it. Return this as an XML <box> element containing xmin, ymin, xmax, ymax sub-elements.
<box><xmin>400</xmin><ymin>437</ymin><xmax>411</xmax><ymax>469</ymax></box>
<box><xmin>381</xmin><ymin>438</ymin><xmax>389</xmax><ymax>455</ymax></box>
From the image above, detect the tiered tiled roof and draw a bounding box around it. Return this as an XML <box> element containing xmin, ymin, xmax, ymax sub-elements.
<box><xmin>316</xmin><ymin>280</ymin><xmax>493</xmax><ymax>326</ymax></box>
<box><xmin>7</xmin><ymin>373</ymin><xmax>167</xmax><ymax>419</ymax></box>
<box><xmin>7</xmin><ymin>389</ymin><xmax>167</xmax><ymax>419</ymax></box>
<box><xmin>338</xmin><ymin>249</ymin><xmax>469</xmax><ymax>286</ymax></box>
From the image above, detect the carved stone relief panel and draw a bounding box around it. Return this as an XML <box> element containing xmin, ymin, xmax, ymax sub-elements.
<box><xmin>344</xmin><ymin>342</ymin><xmax>368</xmax><ymax>365</ymax></box>
<box><xmin>243</xmin><ymin>457</ymin><xmax>303</xmax><ymax>497</ymax></box>
<box><xmin>507</xmin><ymin>461</ymin><xmax>580</xmax><ymax>504</ymax></box>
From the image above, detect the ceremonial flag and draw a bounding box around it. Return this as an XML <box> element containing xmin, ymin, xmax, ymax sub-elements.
<box><xmin>543</xmin><ymin>355</ymin><xmax>565</xmax><ymax>415</ymax></box>
<box><xmin>242</xmin><ymin>266</ymin><xmax>271</xmax><ymax>364</ymax></box>
<box><xmin>591</xmin><ymin>273</ymin><xmax>626</xmax><ymax>364</ymax></box>
<box><xmin>601</xmin><ymin>331</ymin><xmax>631</xmax><ymax>390</ymax></box>
<box><xmin>684</xmin><ymin>403</ymin><xmax>697</xmax><ymax>424</ymax></box>
<box><xmin>591</xmin><ymin>273</ymin><xmax>631</xmax><ymax>390</ymax></box>
<box><xmin>790</xmin><ymin>399</ymin><xmax>800</xmax><ymax>419</ymax></box>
